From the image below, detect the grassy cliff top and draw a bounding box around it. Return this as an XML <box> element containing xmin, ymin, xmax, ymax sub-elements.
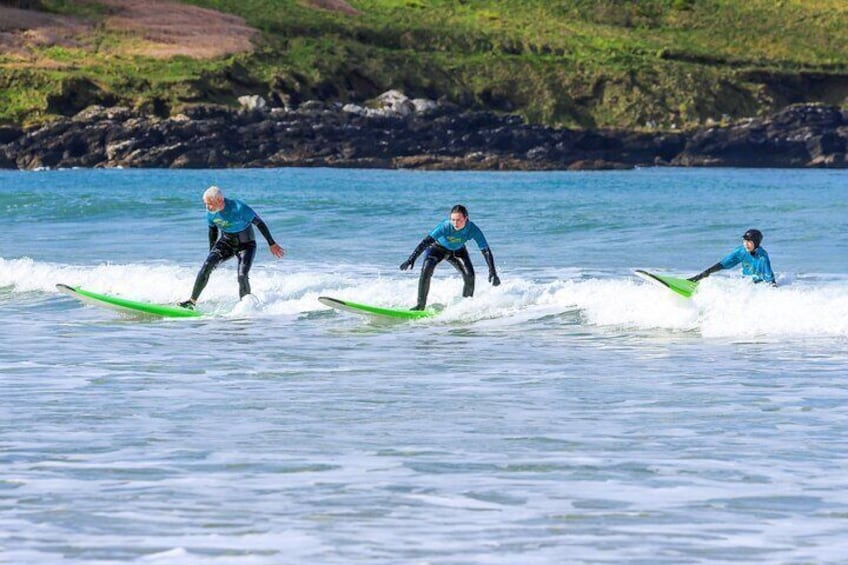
<box><xmin>2</xmin><ymin>0</ymin><xmax>847</xmax><ymax>128</ymax></box>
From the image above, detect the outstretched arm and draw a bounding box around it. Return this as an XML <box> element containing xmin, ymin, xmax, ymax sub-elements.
<box><xmin>400</xmin><ymin>236</ymin><xmax>435</xmax><ymax>270</ymax></box>
<box><xmin>688</xmin><ymin>262</ymin><xmax>723</xmax><ymax>282</ymax></box>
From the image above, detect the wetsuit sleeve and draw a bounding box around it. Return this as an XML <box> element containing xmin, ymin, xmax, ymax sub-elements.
<box><xmin>409</xmin><ymin>235</ymin><xmax>435</xmax><ymax>261</ymax></box>
<box><xmin>689</xmin><ymin>262</ymin><xmax>723</xmax><ymax>282</ymax></box>
<box><xmin>471</xmin><ymin>223</ymin><xmax>490</xmax><ymax>251</ymax></box>
<box><xmin>237</xmin><ymin>201</ymin><xmax>258</xmax><ymax>223</ymax></box>
<box><xmin>482</xmin><ymin>248</ymin><xmax>496</xmax><ymax>273</ymax></box>
<box><xmin>762</xmin><ymin>255</ymin><xmax>776</xmax><ymax>284</ymax></box>
<box><xmin>208</xmin><ymin>225</ymin><xmax>219</xmax><ymax>250</ymax></box>
<box><xmin>400</xmin><ymin>235</ymin><xmax>435</xmax><ymax>270</ymax></box>
<box><xmin>482</xmin><ymin>247</ymin><xmax>500</xmax><ymax>286</ymax></box>
<box><xmin>719</xmin><ymin>247</ymin><xmax>744</xmax><ymax>269</ymax></box>
<box><xmin>251</xmin><ymin>216</ymin><xmax>277</xmax><ymax>246</ymax></box>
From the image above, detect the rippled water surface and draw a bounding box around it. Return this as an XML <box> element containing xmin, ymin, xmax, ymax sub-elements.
<box><xmin>2</xmin><ymin>167</ymin><xmax>847</xmax><ymax>563</ymax></box>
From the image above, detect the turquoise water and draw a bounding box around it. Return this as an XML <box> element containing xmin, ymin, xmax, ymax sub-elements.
<box><xmin>2</xmin><ymin>168</ymin><xmax>847</xmax><ymax>563</ymax></box>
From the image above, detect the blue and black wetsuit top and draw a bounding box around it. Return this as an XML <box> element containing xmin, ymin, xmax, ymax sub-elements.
<box><xmin>206</xmin><ymin>198</ymin><xmax>275</xmax><ymax>248</ymax></box>
<box><xmin>720</xmin><ymin>245</ymin><xmax>775</xmax><ymax>283</ymax></box>
<box><xmin>429</xmin><ymin>219</ymin><xmax>490</xmax><ymax>252</ymax></box>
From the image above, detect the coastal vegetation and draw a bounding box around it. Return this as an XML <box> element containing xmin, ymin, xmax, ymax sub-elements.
<box><xmin>1</xmin><ymin>0</ymin><xmax>847</xmax><ymax>128</ymax></box>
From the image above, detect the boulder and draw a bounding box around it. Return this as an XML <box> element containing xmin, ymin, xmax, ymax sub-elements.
<box><xmin>369</xmin><ymin>90</ymin><xmax>415</xmax><ymax>117</ymax></box>
<box><xmin>237</xmin><ymin>95</ymin><xmax>267</xmax><ymax>111</ymax></box>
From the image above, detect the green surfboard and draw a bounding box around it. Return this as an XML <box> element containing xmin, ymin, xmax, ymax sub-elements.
<box><xmin>318</xmin><ymin>296</ymin><xmax>437</xmax><ymax>320</ymax></box>
<box><xmin>57</xmin><ymin>284</ymin><xmax>202</xmax><ymax>318</ymax></box>
<box><xmin>634</xmin><ymin>269</ymin><xmax>699</xmax><ymax>298</ymax></box>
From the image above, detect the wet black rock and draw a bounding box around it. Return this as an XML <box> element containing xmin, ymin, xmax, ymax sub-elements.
<box><xmin>1</xmin><ymin>98</ymin><xmax>845</xmax><ymax>171</ymax></box>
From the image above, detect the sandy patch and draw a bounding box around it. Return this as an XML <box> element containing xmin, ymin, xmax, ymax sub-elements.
<box><xmin>0</xmin><ymin>0</ymin><xmax>257</xmax><ymax>61</ymax></box>
<box><xmin>303</xmin><ymin>0</ymin><xmax>362</xmax><ymax>16</ymax></box>
<box><xmin>99</xmin><ymin>0</ymin><xmax>257</xmax><ymax>59</ymax></box>
<box><xmin>0</xmin><ymin>6</ymin><xmax>91</xmax><ymax>59</ymax></box>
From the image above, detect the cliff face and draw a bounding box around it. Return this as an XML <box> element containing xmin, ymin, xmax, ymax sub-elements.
<box><xmin>2</xmin><ymin>95</ymin><xmax>845</xmax><ymax>171</ymax></box>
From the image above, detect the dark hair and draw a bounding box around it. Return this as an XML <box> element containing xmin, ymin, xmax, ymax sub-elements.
<box><xmin>450</xmin><ymin>204</ymin><xmax>468</xmax><ymax>217</ymax></box>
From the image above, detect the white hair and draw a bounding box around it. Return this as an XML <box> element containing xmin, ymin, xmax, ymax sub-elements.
<box><xmin>203</xmin><ymin>185</ymin><xmax>223</xmax><ymax>202</ymax></box>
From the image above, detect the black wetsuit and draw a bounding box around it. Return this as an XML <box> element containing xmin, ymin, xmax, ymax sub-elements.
<box><xmin>189</xmin><ymin>217</ymin><xmax>275</xmax><ymax>301</ymax></box>
<box><xmin>418</xmin><ymin>244</ymin><xmax>476</xmax><ymax>306</ymax></box>
<box><xmin>402</xmin><ymin>219</ymin><xmax>498</xmax><ymax>309</ymax></box>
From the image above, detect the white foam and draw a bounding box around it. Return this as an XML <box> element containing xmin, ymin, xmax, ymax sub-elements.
<box><xmin>695</xmin><ymin>277</ymin><xmax>848</xmax><ymax>338</ymax></box>
<box><xmin>574</xmin><ymin>274</ymin><xmax>848</xmax><ymax>338</ymax></box>
<box><xmin>5</xmin><ymin>256</ymin><xmax>847</xmax><ymax>338</ymax></box>
<box><xmin>1</xmin><ymin>256</ymin><xmax>197</xmax><ymax>302</ymax></box>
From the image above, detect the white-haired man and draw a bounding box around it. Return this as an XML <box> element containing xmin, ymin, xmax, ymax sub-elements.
<box><xmin>179</xmin><ymin>186</ymin><xmax>285</xmax><ymax>309</ymax></box>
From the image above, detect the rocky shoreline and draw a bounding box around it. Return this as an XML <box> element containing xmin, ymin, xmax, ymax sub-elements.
<box><xmin>1</xmin><ymin>92</ymin><xmax>846</xmax><ymax>171</ymax></box>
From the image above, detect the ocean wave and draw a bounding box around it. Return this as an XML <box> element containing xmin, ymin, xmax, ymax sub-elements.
<box><xmin>4</xmin><ymin>256</ymin><xmax>847</xmax><ymax>339</ymax></box>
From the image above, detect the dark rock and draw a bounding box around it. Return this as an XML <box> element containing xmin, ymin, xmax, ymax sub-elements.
<box><xmin>672</xmin><ymin>103</ymin><xmax>846</xmax><ymax>167</ymax></box>
<box><xmin>568</xmin><ymin>159</ymin><xmax>631</xmax><ymax>171</ymax></box>
<box><xmin>770</xmin><ymin>103</ymin><xmax>844</xmax><ymax>128</ymax></box>
<box><xmin>0</xmin><ymin>99</ymin><xmax>844</xmax><ymax>170</ymax></box>
<box><xmin>0</xmin><ymin>125</ymin><xmax>23</xmax><ymax>144</ymax></box>
<box><xmin>0</xmin><ymin>148</ymin><xmax>15</xmax><ymax>168</ymax></box>
<box><xmin>47</xmin><ymin>78</ymin><xmax>117</xmax><ymax>117</ymax></box>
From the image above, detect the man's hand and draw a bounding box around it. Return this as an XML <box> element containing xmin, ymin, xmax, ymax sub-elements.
<box><xmin>489</xmin><ymin>272</ymin><xmax>501</xmax><ymax>286</ymax></box>
<box><xmin>270</xmin><ymin>243</ymin><xmax>286</xmax><ymax>258</ymax></box>
<box><xmin>400</xmin><ymin>259</ymin><xmax>414</xmax><ymax>271</ymax></box>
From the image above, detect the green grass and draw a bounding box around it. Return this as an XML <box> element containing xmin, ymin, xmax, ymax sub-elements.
<box><xmin>35</xmin><ymin>0</ymin><xmax>115</xmax><ymax>18</ymax></box>
<box><xmin>2</xmin><ymin>0</ymin><xmax>846</xmax><ymax>127</ymax></box>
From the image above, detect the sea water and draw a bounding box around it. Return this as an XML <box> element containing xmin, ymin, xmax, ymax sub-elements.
<box><xmin>1</xmin><ymin>167</ymin><xmax>847</xmax><ymax>564</ymax></box>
